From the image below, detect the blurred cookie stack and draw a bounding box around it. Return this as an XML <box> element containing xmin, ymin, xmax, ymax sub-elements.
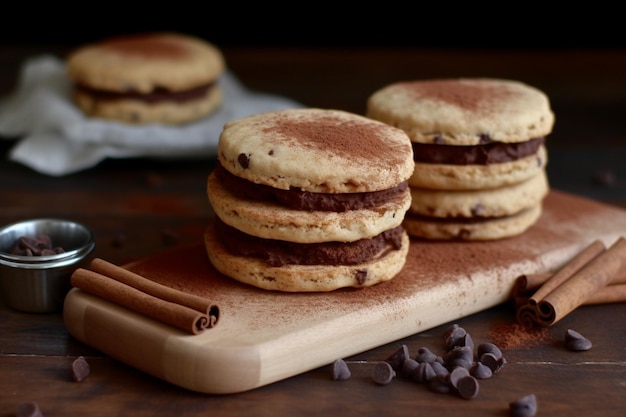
<box><xmin>367</xmin><ymin>78</ymin><xmax>554</xmax><ymax>240</ymax></box>
<box><xmin>66</xmin><ymin>32</ymin><xmax>225</xmax><ymax>125</ymax></box>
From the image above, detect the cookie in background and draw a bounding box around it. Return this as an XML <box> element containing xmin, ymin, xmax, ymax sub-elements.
<box><xmin>366</xmin><ymin>78</ymin><xmax>554</xmax><ymax>241</ymax></box>
<box><xmin>66</xmin><ymin>32</ymin><xmax>225</xmax><ymax>125</ymax></box>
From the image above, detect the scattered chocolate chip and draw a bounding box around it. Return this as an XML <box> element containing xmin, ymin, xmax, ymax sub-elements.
<box><xmin>385</xmin><ymin>344</ymin><xmax>410</xmax><ymax>371</ymax></box>
<box><xmin>16</xmin><ymin>401</ymin><xmax>44</xmax><ymax>417</ymax></box>
<box><xmin>412</xmin><ymin>361</ymin><xmax>436</xmax><ymax>384</ymax></box>
<box><xmin>372</xmin><ymin>361</ymin><xmax>396</xmax><ymax>385</ymax></box>
<box><xmin>470</xmin><ymin>361</ymin><xmax>493</xmax><ymax>379</ymax></box>
<box><xmin>509</xmin><ymin>393</ymin><xmax>538</xmax><ymax>417</ymax></box>
<box><xmin>415</xmin><ymin>346</ymin><xmax>439</xmax><ymax>363</ymax></box>
<box><xmin>565</xmin><ymin>329</ymin><xmax>592</xmax><ymax>351</ymax></box>
<box><xmin>401</xmin><ymin>358</ymin><xmax>419</xmax><ymax>378</ymax></box>
<box><xmin>447</xmin><ymin>366</ymin><xmax>470</xmax><ymax>390</ymax></box>
<box><xmin>71</xmin><ymin>356</ymin><xmax>90</xmax><ymax>382</ymax></box>
<box><xmin>429</xmin><ymin>374</ymin><xmax>451</xmax><ymax>394</ymax></box>
<box><xmin>331</xmin><ymin>359</ymin><xmax>351</xmax><ymax>380</ymax></box>
<box><xmin>443</xmin><ymin>324</ymin><xmax>467</xmax><ymax>350</ymax></box>
<box><xmin>430</xmin><ymin>361</ymin><xmax>449</xmax><ymax>377</ymax></box>
<box><xmin>237</xmin><ymin>153</ymin><xmax>250</xmax><ymax>169</ymax></box>
<box><xmin>477</xmin><ymin>342</ymin><xmax>503</xmax><ymax>360</ymax></box>
<box><xmin>444</xmin><ymin>345</ymin><xmax>473</xmax><ymax>370</ymax></box>
<box><xmin>456</xmin><ymin>375</ymin><xmax>480</xmax><ymax>400</ymax></box>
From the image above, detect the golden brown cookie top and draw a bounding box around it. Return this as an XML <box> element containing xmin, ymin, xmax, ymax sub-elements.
<box><xmin>217</xmin><ymin>108</ymin><xmax>415</xmax><ymax>193</ymax></box>
<box><xmin>367</xmin><ymin>78</ymin><xmax>555</xmax><ymax>145</ymax></box>
<box><xmin>67</xmin><ymin>32</ymin><xmax>225</xmax><ymax>93</ymax></box>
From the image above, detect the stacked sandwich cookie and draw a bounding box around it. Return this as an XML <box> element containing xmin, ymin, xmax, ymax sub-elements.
<box><xmin>205</xmin><ymin>108</ymin><xmax>414</xmax><ymax>292</ymax></box>
<box><xmin>367</xmin><ymin>78</ymin><xmax>554</xmax><ymax>240</ymax></box>
<box><xmin>66</xmin><ymin>32</ymin><xmax>225</xmax><ymax>125</ymax></box>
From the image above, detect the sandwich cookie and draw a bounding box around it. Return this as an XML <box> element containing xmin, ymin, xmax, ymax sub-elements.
<box><xmin>366</xmin><ymin>78</ymin><xmax>554</xmax><ymax>240</ymax></box>
<box><xmin>67</xmin><ymin>32</ymin><xmax>225</xmax><ymax>125</ymax></box>
<box><xmin>205</xmin><ymin>108</ymin><xmax>415</xmax><ymax>292</ymax></box>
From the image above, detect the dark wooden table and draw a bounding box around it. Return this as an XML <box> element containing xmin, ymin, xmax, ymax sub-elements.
<box><xmin>1</xmin><ymin>45</ymin><xmax>625</xmax><ymax>417</ymax></box>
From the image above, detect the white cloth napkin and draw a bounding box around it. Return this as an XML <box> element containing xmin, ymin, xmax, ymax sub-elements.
<box><xmin>0</xmin><ymin>55</ymin><xmax>303</xmax><ymax>176</ymax></box>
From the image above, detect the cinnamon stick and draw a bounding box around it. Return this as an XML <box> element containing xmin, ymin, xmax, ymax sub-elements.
<box><xmin>538</xmin><ymin>237</ymin><xmax>626</xmax><ymax>325</ymax></box>
<box><xmin>515</xmin><ymin>237</ymin><xmax>626</xmax><ymax>328</ymax></box>
<box><xmin>70</xmin><ymin>258</ymin><xmax>219</xmax><ymax>334</ymax></box>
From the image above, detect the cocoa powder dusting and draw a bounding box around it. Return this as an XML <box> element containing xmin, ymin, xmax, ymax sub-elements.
<box><xmin>262</xmin><ymin>112</ymin><xmax>407</xmax><ymax>166</ymax></box>
<box><xmin>488</xmin><ymin>322</ymin><xmax>550</xmax><ymax>350</ymax></box>
<box><xmin>100</xmin><ymin>34</ymin><xmax>188</xmax><ymax>58</ymax></box>
<box><xmin>401</xmin><ymin>79</ymin><xmax>517</xmax><ymax>113</ymax></box>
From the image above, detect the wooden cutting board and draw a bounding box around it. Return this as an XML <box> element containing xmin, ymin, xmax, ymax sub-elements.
<box><xmin>63</xmin><ymin>190</ymin><xmax>626</xmax><ymax>394</ymax></box>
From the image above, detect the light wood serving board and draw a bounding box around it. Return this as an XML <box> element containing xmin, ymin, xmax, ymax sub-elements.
<box><xmin>63</xmin><ymin>191</ymin><xmax>626</xmax><ymax>394</ymax></box>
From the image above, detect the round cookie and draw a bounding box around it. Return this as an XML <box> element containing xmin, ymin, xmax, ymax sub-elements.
<box><xmin>205</xmin><ymin>108</ymin><xmax>415</xmax><ymax>292</ymax></box>
<box><xmin>366</xmin><ymin>78</ymin><xmax>554</xmax><ymax>145</ymax></box>
<box><xmin>409</xmin><ymin>170</ymin><xmax>549</xmax><ymax>218</ymax></box>
<box><xmin>404</xmin><ymin>204</ymin><xmax>543</xmax><ymax>241</ymax></box>
<box><xmin>67</xmin><ymin>32</ymin><xmax>225</xmax><ymax>125</ymax></box>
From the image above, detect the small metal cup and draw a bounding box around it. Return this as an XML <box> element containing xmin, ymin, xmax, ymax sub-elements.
<box><xmin>0</xmin><ymin>218</ymin><xmax>95</xmax><ymax>313</ymax></box>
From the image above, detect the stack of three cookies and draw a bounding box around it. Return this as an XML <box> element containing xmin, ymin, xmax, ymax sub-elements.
<box><xmin>367</xmin><ymin>78</ymin><xmax>554</xmax><ymax>241</ymax></box>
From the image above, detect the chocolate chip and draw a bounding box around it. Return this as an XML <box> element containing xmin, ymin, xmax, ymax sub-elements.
<box><xmin>477</xmin><ymin>342</ymin><xmax>503</xmax><ymax>360</ymax></box>
<box><xmin>71</xmin><ymin>356</ymin><xmax>90</xmax><ymax>382</ymax></box>
<box><xmin>433</xmin><ymin>134</ymin><xmax>445</xmax><ymax>144</ymax></box>
<box><xmin>385</xmin><ymin>344</ymin><xmax>410</xmax><ymax>371</ymax></box>
<box><xmin>401</xmin><ymin>358</ymin><xmax>419</xmax><ymax>378</ymax></box>
<box><xmin>444</xmin><ymin>345</ymin><xmax>473</xmax><ymax>370</ymax></box>
<box><xmin>565</xmin><ymin>329</ymin><xmax>592</xmax><ymax>351</ymax></box>
<box><xmin>478</xmin><ymin>133</ymin><xmax>491</xmax><ymax>144</ymax></box>
<box><xmin>471</xmin><ymin>204</ymin><xmax>485</xmax><ymax>216</ymax></box>
<box><xmin>8</xmin><ymin>235</ymin><xmax>64</xmax><ymax>256</ymax></box>
<box><xmin>16</xmin><ymin>401</ymin><xmax>44</xmax><ymax>417</ymax></box>
<box><xmin>430</xmin><ymin>361</ymin><xmax>449</xmax><ymax>377</ymax></box>
<box><xmin>509</xmin><ymin>393</ymin><xmax>538</xmax><ymax>417</ymax></box>
<box><xmin>447</xmin><ymin>366</ymin><xmax>470</xmax><ymax>390</ymax></box>
<box><xmin>412</xmin><ymin>361</ymin><xmax>436</xmax><ymax>383</ymax></box>
<box><xmin>355</xmin><ymin>269</ymin><xmax>368</xmax><ymax>285</ymax></box>
<box><xmin>237</xmin><ymin>153</ymin><xmax>250</xmax><ymax>169</ymax></box>
<box><xmin>414</xmin><ymin>346</ymin><xmax>439</xmax><ymax>363</ymax></box>
<box><xmin>470</xmin><ymin>361</ymin><xmax>493</xmax><ymax>379</ymax></box>
<box><xmin>331</xmin><ymin>359</ymin><xmax>351</xmax><ymax>380</ymax></box>
<box><xmin>480</xmin><ymin>352</ymin><xmax>502</xmax><ymax>373</ymax></box>
<box><xmin>443</xmin><ymin>324</ymin><xmax>467</xmax><ymax>350</ymax></box>
<box><xmin>456</xmin><ymin>375</ymin><xmax>480</xmax><ymax>400</ymax></box>
<box><xmin>429</xmin><ymin>374</ymin><xmax>451</xmax><ymax>394</ymax></box>
<box><xmin>372</xmin><ymin>361</ymin><xmax>396</xmax><ymax>385</ymax></box>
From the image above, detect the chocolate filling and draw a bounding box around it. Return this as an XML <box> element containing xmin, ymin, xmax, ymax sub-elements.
<box><xmin>413</xmin><ymin>137</ymin><xmax>544</xmax><ymax>165</ymax></box>
<box><xmin>215</xmin><ymin>218</ymin><xmax>404</xmax><ymax>267</ymax></box>
<box><xmin>74</xmin><ymin>82</ymin><xmax>215</xmax><ymax>103</ymax></box>
<box><xmin>407</xmin><ymin>208</ymin><xmax>532</xmax><ymax>224</ymax></box>
<box><xmin>215</xmin><ymin>164</ymin><xmax>408</xmax><ymax>212</ymax></box>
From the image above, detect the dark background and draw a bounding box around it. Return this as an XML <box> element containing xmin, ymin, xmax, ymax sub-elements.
<box><xmin>1</xmin><ymin>7</ymin><xmax>624</xmax><ymax>49</ymax></box>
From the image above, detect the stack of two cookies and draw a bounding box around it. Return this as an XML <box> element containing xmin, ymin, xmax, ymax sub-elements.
<box><xmin>367</xmin><ymin>78</ymin><xmax>554</xmax><ymax>241</ymax></box>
